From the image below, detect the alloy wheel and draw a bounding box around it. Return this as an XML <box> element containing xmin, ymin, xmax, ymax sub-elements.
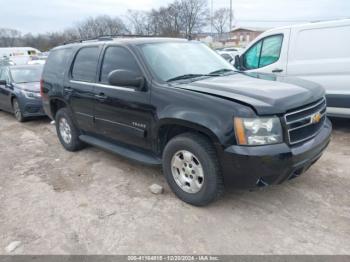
<box><xmin>171</xmin><ymin>150</ymin><xmax>204</xmax><ymax>194</ymax></box>
<box><xmin>13</xmin><ymin>101</ymin><xmax>22</xmax><ymax>121</ymax></box>
<box><xmin>59</xmin><ymin>117</ymin><xmax>72</xmax><ymax>144</ymax></box>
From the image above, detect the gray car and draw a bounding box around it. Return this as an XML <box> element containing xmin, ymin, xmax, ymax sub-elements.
<box><xmin>0</xmin><ymin>65</ymin><xmax>45</xmax><ymax>122</ymax></box>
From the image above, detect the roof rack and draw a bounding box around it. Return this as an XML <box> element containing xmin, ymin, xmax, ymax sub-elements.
<box><xmin>62</xmin><ymin>34</ymin><xmax>167</xmax><ymax>45</ymax></box>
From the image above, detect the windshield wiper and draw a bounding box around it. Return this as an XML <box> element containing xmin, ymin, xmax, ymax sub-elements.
<box><xmin>166</xmin><ymin>70</ymin><xmax>229</xmax><ymax>82</ymax></box>
<box><xmin>166</xmin><ymin>74</ymin><xmax>210</xmax><ymax>82</ymax></box>
<box><xmin>208</xmin><ymin>68</ymin><xmax>234</xmax><ymax>75</ymax></box>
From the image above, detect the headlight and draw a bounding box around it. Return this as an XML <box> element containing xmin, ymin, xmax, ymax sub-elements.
<box><xmin>21</xmin><ymin>90</ymin><xmax>41</xmax><ymax>99</ymax></box>
<box><xmin>234</xmin><ymin>117</ymin><xmax>283</xmax><ymax>145</ymax></box>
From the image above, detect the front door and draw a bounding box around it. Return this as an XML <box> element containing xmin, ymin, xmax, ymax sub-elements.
<box><xmin>93</xmin><ymin>45</ymin><xmax>152</xmax><ymax>150</ymax></box>
<box><xmin>0</xmin><ymin>68</ymin><xmax>13</xmax><ymax>111</ymax></box>
<box><xmin>240</xmin><ymin>29</ymin><xmax>290</xmax><ymax>75</ymax></box>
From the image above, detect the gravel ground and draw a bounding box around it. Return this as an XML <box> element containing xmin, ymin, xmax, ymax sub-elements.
<box><xmin>0</xmin><ymin>111</ymin><xmax>349</xmax><ymax>255</ymax></box>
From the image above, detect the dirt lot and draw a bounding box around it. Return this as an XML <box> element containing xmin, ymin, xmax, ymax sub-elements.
<box><xmin>0</xmin><ymin>110</ymin><xmax>349</xmax><ymax>255</ymax></box>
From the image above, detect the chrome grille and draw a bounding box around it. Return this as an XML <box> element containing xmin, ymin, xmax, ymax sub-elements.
<box><xmin>284</xmin><ymin>97</ymin><xmax>327</xmax><ymax>145</ymax></box>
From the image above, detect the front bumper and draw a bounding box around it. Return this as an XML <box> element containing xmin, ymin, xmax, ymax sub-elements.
<box><xmin>220</xmin><ymin>118</ymin><xmax>332</xmax><ymax>188</ymax></box>
<box><xmin>19</xmin><ymin>98</ymin><xmax>46</xmax><ymax>117</ymax></box>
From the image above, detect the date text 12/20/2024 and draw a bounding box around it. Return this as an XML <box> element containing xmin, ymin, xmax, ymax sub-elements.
<box><xmin>127</xmin><ymin>255</ymin><xmax>220</xmax><ymax>261</ymax></box>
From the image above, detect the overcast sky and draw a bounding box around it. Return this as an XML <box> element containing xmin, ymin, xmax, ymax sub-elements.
<box><xmin>2</xmin><ymin>0</ymin><xmax>350</xmax><ymax>34</ymax></box>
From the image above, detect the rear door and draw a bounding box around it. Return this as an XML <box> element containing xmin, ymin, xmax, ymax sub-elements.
<box><xmin>240</xmin><ymin>28</ymin><xmax>290</xmax><ymax>75</ymax></box>
<box><xmin>66</xmin><ymin>46</ymin><xmax>102</xmax><ymax>133</ymax></box>
<box><xmin>42</xmin><ymin>47</ymin><xmax>73</xmax><ymax>118</ymax></box>
<box><xmin>93</xmin><ymin>45</ymin><xmax>152</xmax><ymax>150</ymax></box>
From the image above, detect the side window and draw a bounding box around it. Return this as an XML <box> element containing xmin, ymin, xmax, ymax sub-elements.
<box><xmin>44</xmin><ymin>48</ymin><xmax>73</xmax><ymax>76</ymax></box>
<box><xmin>259</xmin><ymin>35</ymin><xmax>283</xmax><ymax>67</ymax></box>
<box><xmin>243</xmin><ymin>34</ymin><xmax>283</xmax><ymax>69</ymax></box>
<box><xmin>72</xmin><ymin>47</ymin><xmax>100</xmax><ymax>82</ymax></box>
<box><xmin>0</xmin><ymin>69</ymin><xmax>9</xmax><ymax>82</ymax></box>
<box><xmin>243</xmin><ymin>41</ymin><xmax>262</xmax><ymax>69</ymax></box>
<box><xmin>100</xmin><ymin>46</ymin><xmax>141</xmax><ymax>84</ymax></box>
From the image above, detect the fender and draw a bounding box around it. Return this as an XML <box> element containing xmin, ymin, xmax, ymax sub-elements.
<box><xmin>150</xmin><ymin>84</ymin><xmax>258</xmax><ymax>148</ymax></box>
<box><xmin>48</xmin><ymin>96</ymin><xmax>75</xmax><ymax>119</ymax></box>
<box><xmin>154</xmin><ymin>106</ymin><xmax>236</xmax><ymax>147</ymax></box>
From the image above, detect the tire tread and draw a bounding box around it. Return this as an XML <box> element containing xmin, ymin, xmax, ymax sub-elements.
<box><xmin>163</xmin><ymin>132</ymin><xmax>224</xmax><ymax>206</ymax></box>
<box><xmin>55</xmin><ymin>108</ymin><xmax>85</xmax><ymax>152</ymax></box>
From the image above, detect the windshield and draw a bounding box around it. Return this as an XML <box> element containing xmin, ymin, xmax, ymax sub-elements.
<box><xmin>10</xmin><ymin>66</ymin><xmax>43</xmax><ymax>83</ymax></box>
<box><xmin>139</xmin><ymin>42</ymin><xmax>234</xmax><ymax>82</ymax></box>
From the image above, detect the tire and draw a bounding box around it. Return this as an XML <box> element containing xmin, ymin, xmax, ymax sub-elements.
<box><xmin>55</xmin><ymin>108</ymin><xmax>85</xmax><ymax>152</ymax></box>
<box><xmin>12</xmin><ymin>98</ymin><xmax>26</xmax><ymax>122</ymax></box>
<box><xmin>162</xmin><ymin>132</ymin><xmax>224</xmax><ymax>206</ymax></box>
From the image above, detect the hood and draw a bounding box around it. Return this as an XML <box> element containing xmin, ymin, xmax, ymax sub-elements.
<box><xmin>177</xmin><ymin>72</ymin><xmax>324</xmax><ymax>115</ymax></box>
<box><xmin>14</xmin><ymin>82</ymin><xmax>40</xmax><ymax>93</ymax></box>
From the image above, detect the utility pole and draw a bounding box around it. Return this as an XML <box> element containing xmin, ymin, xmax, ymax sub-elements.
<box><xmin>230</xmin><ymin>0</ymin><xmax>233</xmax><ymax>31</ymax></box>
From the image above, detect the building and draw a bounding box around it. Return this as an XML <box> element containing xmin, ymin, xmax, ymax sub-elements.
<box><xmin>228</xmin><ymin>27</ymin><xmax>270</xmax><ymax>47</ymax></box>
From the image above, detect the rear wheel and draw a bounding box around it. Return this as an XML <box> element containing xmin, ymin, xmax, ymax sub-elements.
<box><xmin>55</xmin><ymin>108</ymin><xmax>85</xmax><ymax>151</ymax></box>
<box><xmin>162</xmin><ymin>133</ymin><xmax>224</xmax><ymax>206</ymax></box>
<box><xmin>12</xmin><ymin>98</ymin><xmax>25</xmax><ymax>122</ymax></box>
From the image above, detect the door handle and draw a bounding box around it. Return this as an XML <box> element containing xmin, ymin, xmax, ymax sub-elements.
<box><xmin>64</xmin><ymin>87</ymin><xmax>73</xmax><ymax>93</ymax></box>
<box><xmin>272</xmin><ymin>68</ymin><xmax>283</xmax><ymax>73</ymax></box>
<box><xmin>95</xmin><ymin>93</ymin><xmax>108</xmax><ymax>101</ymax></box>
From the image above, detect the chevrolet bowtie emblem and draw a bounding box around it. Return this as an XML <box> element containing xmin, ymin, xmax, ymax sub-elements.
<box><xmin>310</xmin><ymin>112</ymin><xmax>322</xmax><ymax>124</ymax></box>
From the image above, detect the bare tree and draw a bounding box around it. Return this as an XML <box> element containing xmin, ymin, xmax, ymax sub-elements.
<box><xmin>126</xmin><ymin>10</ymin><xmax>152</xmax><ymax>35</ymax></box>
<box><xmin>0</xmin><ymin>28</ymin><xmax>21</xmax><ymax>47</ymax></box>
<box><xmin>180</xmin><ymin>0</ymin><xmax>208</xmax><ymax>37</ymax></box>
<box><xmin>0</xmin><ymin>0</ymin><xmax>213</xmax><ymax>50</ymax></box>
<box><xmin>76</xmin><ymin>15</ymin><xmax>127</xmax><ymax>39</ymax></box>
<box><xmin>212</xmin><ymin>8</ymin><xmax>232</xmax><ymax>37</ymax></box>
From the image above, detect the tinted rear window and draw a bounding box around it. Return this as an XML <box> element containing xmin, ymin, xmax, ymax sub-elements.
<box><xmin>72</xmin><ymin>47</ymin><xmax>100</xmax><ymax>82</ymax></box>
<box><xmin>44</xmin><ymin>48</ymin><xmax>72</xmax><ymax>76</ymax></box>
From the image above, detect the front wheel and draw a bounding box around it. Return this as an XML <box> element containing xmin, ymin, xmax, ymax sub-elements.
<box><xmin>162</xmin><ymin>133</ymin><xmax>224</xmax><ymax>206</ymax></box>
<box><xmin>12</xmin><ymin>98</ymin><xmax>25</xmax><ymax>122</ymax></box>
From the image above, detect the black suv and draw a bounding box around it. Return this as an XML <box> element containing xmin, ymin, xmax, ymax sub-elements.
<box><xmin>42</xmin><ymin>37</ymin><xmax>332</xmax><ymax>206</ymax></box>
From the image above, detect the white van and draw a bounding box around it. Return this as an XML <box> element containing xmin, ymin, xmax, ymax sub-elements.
<box><xmin>234</xmin><ymin>19</ymin><xmax>350</xmax><ymax>118</ymax></box>
<box><xmin>0</xmin><ymin>47</ymin><xmax>41</xmax><ymax>65</ymax></box>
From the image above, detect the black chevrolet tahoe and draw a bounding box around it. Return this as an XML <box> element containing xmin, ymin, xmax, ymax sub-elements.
<box><xmin>41</xmin><ymin>37</ymin><xmax>332</xmax><ymax>206</ymax></box>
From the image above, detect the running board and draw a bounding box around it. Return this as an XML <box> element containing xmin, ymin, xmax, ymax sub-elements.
<box><xmin>79</xmin><ymin>135</ymin><xmax>161</xmax><ymax>166</ymax></box>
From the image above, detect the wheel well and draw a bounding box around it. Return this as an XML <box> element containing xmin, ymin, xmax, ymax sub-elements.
<box><xmin>158</xmin><ymin>124</ymin><xmax>218</xmax><ymax>154</ymax></box>
<box><xmin>50</xmin><ymin>99</ymin><xmax>67</xmax><ymax>118</ymax></box>
<box><xmin>10</xmin><ymin>95</ymin><xmax>17</xmax><ymax>105</ymax></box>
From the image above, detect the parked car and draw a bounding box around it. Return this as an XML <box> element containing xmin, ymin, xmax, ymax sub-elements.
<box><xmin>0</xmin><ymin>47</ymin><xmax>41</xmax><ymax>65</ymax></box>
<box><xmin>217</xmin><ymin>47</ymin><xmax>242</xmax><ymax>63</ymax></box>
<box><xmin>0</xmin><ymin>65</ymin><xmax>45</xmax><ymax>122</ymax></box>
<box><xmin>28</xmin><ymin>55</ymin><xmax>46</xmax><ymax>65</ymax></box>
<box><xmin>41</xmin><ymin>37</ymin><xmax>331</xmax><ymax>206</ymax></box>
<box><xmin>222</xmin><ymin>47</ymin><xmax>242</xmax><ymax>53</ymax></box>
<box><xmin>216</xmin><ymin>50</ymin><xmax>235</xmax><ymax>63</ymax></box>
<box><xmin>0</xmin><ymin>56</ymin><xmax>15</xmax><ymax>66</ymax></box>
<box><xmin>234</xmin><ymin>19</ymin><xmax>350</xmax><ymax>118</ymax></box>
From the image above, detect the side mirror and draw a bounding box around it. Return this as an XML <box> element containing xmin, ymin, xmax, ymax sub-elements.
<box><xmin>0</xmin><ymin>80</ymin><xmax>6</xmax><ymax>86</ymax></box>
<box><xmin>234</xmin><ymin>55</ymin><xmax>243</xmax><ymax>70</ymax></box>
<box><xmin>107</xmin><ymin>69</ymin><xmax>144</xmax><ymax>89</ymax></box>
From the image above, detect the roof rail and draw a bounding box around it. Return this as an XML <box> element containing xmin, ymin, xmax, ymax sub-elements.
<box><xmin>62</xmin><ymin>34</ymin><xmax>164</xmax><ymax>45</ymax></box>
